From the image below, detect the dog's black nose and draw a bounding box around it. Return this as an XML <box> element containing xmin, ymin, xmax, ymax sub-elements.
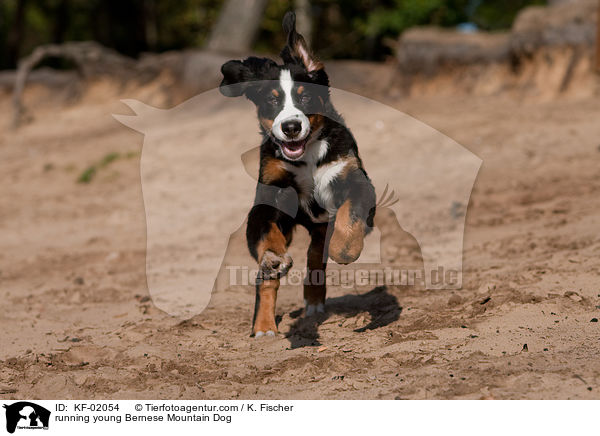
<box><xmin>281</xmin><ymin>120</ymin><xmax>302</xmax><ymax>138</ymax></box>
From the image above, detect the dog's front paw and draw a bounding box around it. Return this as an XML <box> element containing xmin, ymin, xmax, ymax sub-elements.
<box><xmin>328</xmin><ymin>200</ymin><xmax>367</xmax><ymax>265</ymax></box>
<box><xmin>253</xmin><ymin>316</ymin><xmax>278</xmax><ymax>337</ymax></box>
<box><xmin>329</xmin><ymin>222</ymin><xmax>365</xmax><ymax>265</ymax></box>
<box><xmin>259</xmin><ymin>250</ymin><xmax>293</xmax><ymax>279</ymax></box>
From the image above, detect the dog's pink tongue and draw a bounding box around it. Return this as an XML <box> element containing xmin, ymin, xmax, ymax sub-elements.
<box><xmin>282</xmin><ymin>142</ymin><xmax>305</xmax><ymax>158</ymax></box>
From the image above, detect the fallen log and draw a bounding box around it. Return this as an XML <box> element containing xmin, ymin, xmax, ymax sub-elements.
<box><xmin>12</xmin><ymin>41</ymin><xmax>159</xmax><ymax>128</ymax></box>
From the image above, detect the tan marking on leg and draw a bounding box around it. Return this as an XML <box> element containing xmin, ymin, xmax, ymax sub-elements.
<box><xmin>256</xmin><ymin>222</ymin><xmax>287</xmax><ymax>261</ymax></box>
<box><xmin>253</xmin><ymin>223</ymin><xmax>294</xmax><ymax>334</ymax></box>
<box><xmin>329</xmin><ymin>200</ymin><xmax>365</xmax><ymax>265</ymax></box>
<box><xmin>254</xmin><ymin>279</ymin><xmax>279</xmax><ymax>334</ymax></box>
<box><xmin>260</xmin><ymin>158</ymin><xmax>287</xmax><ymax>184</ymax></box>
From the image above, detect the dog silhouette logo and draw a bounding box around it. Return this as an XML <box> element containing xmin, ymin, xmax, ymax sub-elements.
<box><xmin>113</xmin><ymin>86</ymin><xmax>480</xmax><ymax>319</ymax></box>
<box><xmin>3</xmin><ymin>402</ymin><xmax>50</xmax><ymax>433</ymax></box>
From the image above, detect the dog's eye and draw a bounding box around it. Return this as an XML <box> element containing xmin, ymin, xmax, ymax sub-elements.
<box><xmin>267</xmin><ymin>94</ymin><xmax>279</xmax><ymax>105</ymax></box>
<box><xmin>298</xmin><ymin>94</ymin><xmax>311</xmax><ymax>104</ymax></box>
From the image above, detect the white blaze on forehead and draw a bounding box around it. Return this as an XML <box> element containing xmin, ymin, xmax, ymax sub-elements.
<box><xmin>272</xmin><ymin>69</ymin><xmax>310</xmax><ymax>143</ymax></box>
<box><xmin>280</xmin><ymin>69</ymin><xmax>294</xmax><ymax>103</ymax></box>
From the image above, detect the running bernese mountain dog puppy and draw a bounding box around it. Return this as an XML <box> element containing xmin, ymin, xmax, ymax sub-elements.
<box><xmin>220</xmin><ymin>11</ymin><xmax>376</xmax><ymax>337</ymax></box>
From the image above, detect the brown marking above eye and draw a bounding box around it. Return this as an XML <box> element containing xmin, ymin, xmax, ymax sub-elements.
<box><xmin>271</xmin><ymin>89</ymin><xmax>279</xmax><ymax>97</ymax></box>
<box><xmin>297</xmin><ymin>86</ymin><xmax>304</xmax><ymax>95</ymax></box>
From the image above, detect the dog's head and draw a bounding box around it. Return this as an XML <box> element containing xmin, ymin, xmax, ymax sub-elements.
<box><xmin>220</xmin><ymin>12</ymin><xmax>330</xmax><ymax>161</ymax></box>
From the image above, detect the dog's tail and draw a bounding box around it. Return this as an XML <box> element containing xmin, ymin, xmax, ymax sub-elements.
<box><xmin>377</xmin><ymin>184</ymin><xmax>399</xmax><ymax>209</ymax></box>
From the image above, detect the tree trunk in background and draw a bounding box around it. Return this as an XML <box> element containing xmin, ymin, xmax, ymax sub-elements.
<box><xmin>295</xmin><ymin>0</ymin><xmax>313</xmax><ymax>45</ymax></box>
<box><xmin>7</xmin><ymin>0</ymin><xmax>27</xmax><ymax>67</ymax></box>
<box><xmin>144</xmin><ymin>0</ymin><xmax>158</xmax><ymax>51</ymax></box>
<box><xmin>206</xmin><ymin>0</ymin><xmax>268</xmax><ymax>53</ymax></box>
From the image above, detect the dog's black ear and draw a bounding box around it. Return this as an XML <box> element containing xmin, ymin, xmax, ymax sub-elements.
<box><xmin>280</xmin><ymin>11</ymin><xmax>323</xmax><ymax>72</ymax></box>
<box><xmin>220</xmin><ymin>57</ymin><xmax>278</xmax><ymax>97</ymax></box>
<box><xmin>220</xmin><ymin>60</ymin><xmax>251</xmax><ymax>97</ymax></box>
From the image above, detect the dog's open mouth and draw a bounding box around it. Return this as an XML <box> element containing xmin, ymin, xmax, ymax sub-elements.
<box><xmin>279</xmin><ymin>139</ymin><xmax>307</xmax><ymax>160</ymax></box>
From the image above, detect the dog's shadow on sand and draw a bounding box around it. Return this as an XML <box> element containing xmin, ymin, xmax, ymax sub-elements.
<box><xmin>281</xmin><ymin>286</ymin><xmax>402</xmax><ymax>349</ymax></box>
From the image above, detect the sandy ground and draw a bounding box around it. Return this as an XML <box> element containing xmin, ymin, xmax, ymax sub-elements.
<box><xmin>1</xmin><ymin>70</ymin><xmax>600</xmax><ymax>400</ymax></box>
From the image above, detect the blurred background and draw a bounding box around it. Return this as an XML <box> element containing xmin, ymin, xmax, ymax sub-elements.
<box><xmin>0</xmin><ymin>0</ymin><xmax>550</xmax><ymax>69</ymax></box>
<box><xmin>2</xmin><ymin>0</ymin><xmax>600</xmax><ymax>400</ymax></box>
<box><xmin>1</xmin><ymin>0</ymin><xmax>598</xmax><ymax>122</ymax></box>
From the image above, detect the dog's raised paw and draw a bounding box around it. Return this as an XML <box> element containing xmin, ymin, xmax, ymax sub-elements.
<box><xmin>259</xmin><ymin>250</ymin><xmax>293</xmax><ymax>279</ymax></box>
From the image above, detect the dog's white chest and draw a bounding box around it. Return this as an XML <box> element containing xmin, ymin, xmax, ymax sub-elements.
<box><xmin>284</xmin><ymin>142</ymin><xmax>347</xmax><ymax>223</ymax></box>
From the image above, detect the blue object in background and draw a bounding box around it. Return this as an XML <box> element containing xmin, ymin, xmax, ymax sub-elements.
<box><xmin>456</xmin><ymin>22</ymin><xmax>479</xmax><ymax>33</ymax></box>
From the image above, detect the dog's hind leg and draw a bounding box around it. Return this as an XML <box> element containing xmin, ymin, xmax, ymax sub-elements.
<box><xmin>304</xmin><ymin>223</ymin><xmax>328</xmax><ymax>316</ymax></box>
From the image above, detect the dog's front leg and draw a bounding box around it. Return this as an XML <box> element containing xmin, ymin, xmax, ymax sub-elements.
<box><xmin>247</xmin><ymin>204</ymin><xmax>294</xmax><ymax>336</ymax></box>
<box><xmin>328</xmin><ymin>168</ymin><xmax>376</xmax><ymax>265</ymax></box>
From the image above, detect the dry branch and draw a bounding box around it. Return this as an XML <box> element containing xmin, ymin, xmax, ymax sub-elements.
<box><xmin>12</xmin><ymin>41</ymin><xmax>158</xmax><ymax>128</ymax></box>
